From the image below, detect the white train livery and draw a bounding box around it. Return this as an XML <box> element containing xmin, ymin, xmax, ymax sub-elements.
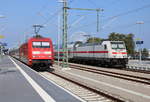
<box><xmin>55</xmin><ymin>41</ymin><xmax>128</xmax><ymax>67</ymax></box>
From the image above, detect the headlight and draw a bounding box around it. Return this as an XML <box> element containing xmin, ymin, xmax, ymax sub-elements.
<box><xmin>33</xmin><ymin>56</ymin><xmax>38</xmax><ymax>58</ymax></box>
<box><xmin>32</xmin><ymin>51</ymin><xmax>40</xmax><ymax>54</ymax></box>
<box><xmin>44</xmin><ymin>51</ymin><xmax>51</xmax><ymax>54</ymax></box>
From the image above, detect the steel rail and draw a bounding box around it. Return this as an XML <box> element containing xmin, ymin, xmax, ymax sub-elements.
<box><xmin>70</xmin><ymin>64</ymin><xmax>150</xmax><ymax>85</ymax></box>
<box><xmin>56</xmin><ymin>62</ymin><xmax>150</xmax><ymax>85</ymax></box>
<box><xmin>50</xmin><ymin>72</ymin><xmax>126</xmax><ymax>102</ymax></box>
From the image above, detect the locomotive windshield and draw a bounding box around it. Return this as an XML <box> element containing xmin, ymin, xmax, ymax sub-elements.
<box><xmin>111</xmin><ymin>42</ymin><xmax>125</xmax><ymax>49</ymax></box>
<box><xmin>32</xmin><ymin>41</ymin><xmax>50</xmax><ymax>48</ymax></box>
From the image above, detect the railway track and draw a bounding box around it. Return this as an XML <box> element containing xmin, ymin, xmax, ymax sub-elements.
<box><xmin>55</xmin><ymin>60</ymin><xmax>150</xmax><ymax>74</ymax></box>
<box><xmin>55</xmin><ymin>62</ymin><xmax>150</xmax><ymax>85</ymax></box>
<box><xmin>12</xmin><ymin>57</ymin><xmax>123</xmax><ymax>101</ymax></box>
<box><xmin>12</xmin><ymin>57</ymin><xmax>150</xmax><ymax>101</ymax></box>
<box><xmin>40</xmin><ymin>71</ymin><xmax>127</xmax><ymax>102</ymax></box>
<box><xmin>122</xmin><ymin>67</ymin><xmax>150</xmax><ymax>74</ymax></box>
<box><xmin>11</xmin><ymin>57</ymin><xmax>123</xmax><ymax>101</ymax></box>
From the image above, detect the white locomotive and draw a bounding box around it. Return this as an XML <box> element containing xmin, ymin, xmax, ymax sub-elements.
<box><xmin>55</xmin><ymin>40</ymin><xmax>128</xmax><ymax>67</ymax></box>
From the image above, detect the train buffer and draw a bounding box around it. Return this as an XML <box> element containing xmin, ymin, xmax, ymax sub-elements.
<box><xmin>0</xmin><ymin>55</ymin><xmax>83</xmax><ymax>102</ymax></box>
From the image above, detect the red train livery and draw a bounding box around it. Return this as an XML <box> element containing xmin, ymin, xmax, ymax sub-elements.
<box><xmin>10</xmin><ymin>36</ymin><xmax>54</xmax><ymax>69</ymax></box>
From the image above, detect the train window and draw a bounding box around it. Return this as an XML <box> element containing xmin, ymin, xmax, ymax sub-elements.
<box><xmin>41</xmin><ymin>42</ymin><xmax>50</xmax><ymax>48</ymax></box>
<box><xmin>32</xmin><ymin>42</ymin><xmax>41</xmax><ymax>48</ymax></box>
<box><xmin>111</xmin><ymin>44</ymin><xmax>118</xmax><ymax>49</ymax></box>
<box><xmin>111</xmin><ymin>42</ymin><xmax>125</xmax><ymax>49</ymax></box>
<box><xmin>118</xmin><ymin>44</ymin><xmax>125</xmax><ymax>49</ymax></box>
<box><xmin>104</xmin><ymin>45</ymin><xmax>107</xmax><ymax>50</ymax></box>
<box><xmin>32</xmin><ymin>42</ymin><xmax>50</xmax><ymax>48</ymax></box>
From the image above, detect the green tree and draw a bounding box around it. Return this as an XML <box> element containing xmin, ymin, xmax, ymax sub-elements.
<box><xmin>142</xmin><ymin>48</ymin><xmax>149</xmax><ymax>58</ymax></box>
<box><xmin>74</xmin><ymin>41</ymin><xmax>83</xmax><ymax>47</ymax></box>
<box><xmin>108</xmin><ymin>32</ymin><xmax>135</xmax><ymax>54</ymax></box>
<box><xmin>125</xmin><ymin>34</ymin><xmax>135</xmax><ymax>54</ymax></box>
<box><xmin>86</xmin><ymin>37</ymin><xmax>103</xmax><ymax>43</ymax></box>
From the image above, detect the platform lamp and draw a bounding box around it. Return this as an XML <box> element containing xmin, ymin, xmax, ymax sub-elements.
<box><xmin>136</xmin><ymin>21</ymin><xmax>144</xmax><ymax>63</ymax></box>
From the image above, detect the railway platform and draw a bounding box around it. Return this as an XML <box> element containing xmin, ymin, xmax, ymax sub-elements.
<box><xmin>53</xmin><ymin>63</ymin><xmax>150</xmax><ymax>102</ymax></box>
<box><xmin>0</xmin><ymin>55</ymin><xmax>83</xmax><ymax>102</ymax></box>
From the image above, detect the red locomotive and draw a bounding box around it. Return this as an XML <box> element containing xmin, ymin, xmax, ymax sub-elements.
<box><xmin>10</xmin><ymin>35</ymin><xmax>54</xmax><ymax>70</ymax></box>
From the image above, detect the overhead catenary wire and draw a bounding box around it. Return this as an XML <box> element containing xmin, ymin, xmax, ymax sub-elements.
<box><xmin>41</xmin><ymin>0</ymin><xmax>75</xmax><ymax>26</ymax></box>
<box><xmin>22</xmin><ymin>0</ymin><xmax>75</xmax><ymax>39</ymax></box>
<box><xmin>105</xmin><ymin>4</ymin><xmax>150</xmax><ymax>21</ymax></box>
<box><xmin>106</xmin><ymin>23</ymin><xmax>137</xmax><ymax>30</ymax></box>
<box><xmin>22</xmin><ymin>1</ymin><xmax>150</xmax><ymax>40</ymax></box>
<box><xmin>68</xmin><ymin>15</ymin><xmax>86</xmax><ymax>29</ymax></box>
<box><xmin>69</xmin><ymin>21</ymin><xmax>97</xmax><ymax>32</ymax></box>
<box><xmin>21</xmin><ymin>2</ymin><xmax>51</xmax><ymax>39</ymax></box>
<box><xmin>87</xmin><ymin>0</ymin><xmax>98</xmax><ymax>8</ymax></box>
<box><xmin>70</xmin><ymin>3</ymin><xmax>150</xmax><ymax>32</ymax></box>
<box><xmin>70</xmin><ymin>19</ymin><xmax>150</xmax><ymax>32</ymax></box>
<box><xmin>104</xmin><ymin>19</ymin><xmax>150</xmax><ymax>31</ymax></box>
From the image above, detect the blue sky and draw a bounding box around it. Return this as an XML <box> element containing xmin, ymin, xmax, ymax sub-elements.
<box><xmin>0</xmin><ymin>0</ymin><xmax>150</xmax><ymax>49</ymax></box>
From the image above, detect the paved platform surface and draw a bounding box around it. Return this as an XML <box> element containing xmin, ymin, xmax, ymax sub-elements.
<box><xmin>0</xmin><ymin>56</ymin><xmax>83</xmax><ymax>102</ymax></box>
<box><xmin>70</xmin><ymin>62</ymin><xmax>150</xmax><ymax>79</ymax></box>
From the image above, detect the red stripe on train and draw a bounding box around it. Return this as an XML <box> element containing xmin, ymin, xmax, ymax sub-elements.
<box><xmin>112</xmin><ymin>52</ymin><xmax>127</xmax><ymax>54</ymax></box>
<box><xmin>55</xmin><ymin>51</ymin><xmax>108</xmax><ymax>53</ymax></box>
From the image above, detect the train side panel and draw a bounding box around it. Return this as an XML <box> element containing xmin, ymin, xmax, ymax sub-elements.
<box><xmin>55</xmin><ymin>41</ymin><xmax>128</xmax><ymax>67</ymax></box>
<box><xmin>19</xmin><ymin>43</ymin><xmax>29</xmax><ymax>64</ymax></box>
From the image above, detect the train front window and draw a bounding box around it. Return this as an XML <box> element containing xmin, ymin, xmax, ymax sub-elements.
<box><xmin>118</xmin><ymin>44</ymin><xmax>125</xmax><ymax>49</ymax></box>
<box><xmin>111</xmin><ymin>44</ymin><xmax>118</xmax><ymax>49</ymax></box>
<box><xmin>32</xmin><ymin>42</ymin><xmax>50</xmax><ymax>48</ymax></box>
<box><xmin>32</xmin><ymin>42</ymin><xmax>41</xmax><ymax>48</ymax></box>
<box><xmin>41</xmin><ymin>42</ymin><xmax>50</xmax><ymax>48</ymax></box>
<box><xmin>111</xmin><ymin>42</ymin><xmax>125</xmax><ymax>49</ymax></box>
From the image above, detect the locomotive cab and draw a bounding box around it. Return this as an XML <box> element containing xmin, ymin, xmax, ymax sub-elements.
<box><xmin>111</xmin><ymin>41</ymin><xmax>127</xmax><ymax>58</ymax></box>
<box><xmin>102</xmin><ymin>41</ymin><xmax>128</xmax><ymax>67</ymax></box>
<box><xmin>28</xmin><ymin>38</ymin><xmax>54</xmax><ymax>67</ymax></box>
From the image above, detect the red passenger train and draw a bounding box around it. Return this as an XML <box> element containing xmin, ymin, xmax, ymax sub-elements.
<box><xmin>10</xmin><ymin>35</ymin><xmax>54</xmax><ymax>70</ymax></box>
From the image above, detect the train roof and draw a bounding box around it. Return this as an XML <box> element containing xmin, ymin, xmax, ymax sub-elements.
<box><xmin>28</xmin><ymin>35</ymin><xmax>52</xmax><ymax>41</ymax></box>
<box><xmin>19</xmin><ymin>35</ymin><xmax>52</xmax><ymax>47</ymax></box>
<box><xmin>78</xmin><ymin>42</ymin><xmax>101</xmax><ymax>47</ymax></box>
<box><xmin>78</xmin><ymin>40</ymin><xmax>125</xmax><ymax>47</ymax></box>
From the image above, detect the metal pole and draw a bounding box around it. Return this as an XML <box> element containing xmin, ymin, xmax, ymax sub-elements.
<box><xmin>62</xmin><ymin>0</ymin><xmax>68</xmax><ymax>68</ymax></box>
<box><xmin>139</xmin><ymin>44</ymin><xmax>142</xmax><ymax>63</ymax></box>
<box><xmin>57</xmin><ymin>3</ymin><xmax>61</xmax><ymax>67</ymax></box>
<box><xmin>67</xmin><ymin>8</ymin><xmax>103</xmax><ymax>33</ymax></box>
<box><xmin>61</xmin><ymin>3</ymin><xmax>103</xmax><ymax>68</ymax></box>
<box><xmin>136</xmin><ymin>21</ymin><xmax>144</xmax><ymax>63</ymax></box>
<box><xmin>96</xmin><ymin>9</ymin><xmax>100</xmax><ymax>32</ymax></box>
<box><xmin>0</xmin><ymin>15</ymin><xmax>5</xmax><ymax>57</ymax></box>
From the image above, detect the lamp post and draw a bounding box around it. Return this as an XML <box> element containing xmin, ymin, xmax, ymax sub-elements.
<box><xmin>57</xmin><ymin>0</ymin><xmax>63</xmax><ymax>67</ymax></box>
<box><xmin>58</xmin><ymin>0</ymin><xmax>68</xmax><ymax>68</ymax></box>
<box><xmin>0</xmin><ymin>15</ymin><xmax>6</xmax><ymax>56</ymax></box>
<box><xmin>136</xmin><ymin>21</ymin><xmax>144</xmax><ymax>63</ymax></box>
